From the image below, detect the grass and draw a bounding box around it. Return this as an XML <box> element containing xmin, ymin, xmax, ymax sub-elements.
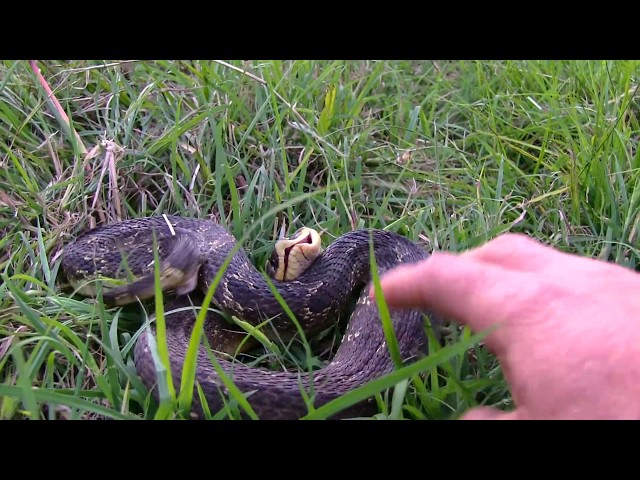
<box><xmin>0</xmin><ymin>59</ymin><xmax>639</xmax><ymax>420</ymax></box>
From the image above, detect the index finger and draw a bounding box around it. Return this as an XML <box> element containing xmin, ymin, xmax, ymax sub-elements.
<box><xmin>373</xmin><ymin>252</ymin><xmax>518</xmax><ymax>337</ymax></box>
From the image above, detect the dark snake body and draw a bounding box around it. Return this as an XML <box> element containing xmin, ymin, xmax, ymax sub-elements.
<box><xmin>61</xmin><ymin>215</ymin><xmax>435</xmax><ymax>420</ymax></box>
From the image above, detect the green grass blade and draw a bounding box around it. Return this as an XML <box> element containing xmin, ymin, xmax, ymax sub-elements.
<box><xmin>368</xmin><ymin>230</ymin><xmax>403</xmax><ymax>370</ymax></box>
<box><xmin>0</xmin><ymin>384</ymin><xmax>137</xmax><ymax>420</ymax></box>
<box><xmin>301</xmin><ymin>328</ymin><xmax>492</xmax><ymax>420</ymax></box>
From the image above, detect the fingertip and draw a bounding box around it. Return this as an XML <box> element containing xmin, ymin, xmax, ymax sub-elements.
<box><xmin>374</xmin><ymin>252</ymin><xmax>519</xmax><ymax>337</ymax></box>
<box><xmin>375</xmin><ymin>260</ymin><xmax>432</xmax><ymax>308</ymax></box>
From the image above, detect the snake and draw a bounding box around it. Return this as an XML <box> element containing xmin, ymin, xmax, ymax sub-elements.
<box><xmin>60</xmin><ymin>214</ymin><xmax>438</xmax><ymax>420</ymax></box>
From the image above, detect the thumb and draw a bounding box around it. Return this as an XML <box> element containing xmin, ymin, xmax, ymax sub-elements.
<box><xmin>459</xmin><ymin>406</ymin><xmax>522</xmax><ymax>420</ymax></box>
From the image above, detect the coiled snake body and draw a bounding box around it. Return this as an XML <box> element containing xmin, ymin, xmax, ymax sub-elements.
<box><xmin>61</xmin><ymin>215</ymin><xmax>435</xmax><ymax>420</ymax></box>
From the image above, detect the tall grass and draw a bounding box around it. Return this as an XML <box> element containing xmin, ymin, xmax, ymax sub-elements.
<box><xmin>0</xmin><ymin>60</ymin><xmax>638</xmax><ymax>419</ymax></box>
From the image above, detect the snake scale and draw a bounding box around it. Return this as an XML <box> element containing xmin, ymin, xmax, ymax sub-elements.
<box><xmin>61</xmin><ymin>215</ymin><xmax>437</xmax><ymax>420</ymax></box>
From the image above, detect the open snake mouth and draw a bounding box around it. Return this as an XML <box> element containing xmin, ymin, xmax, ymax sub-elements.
<box><xmin>269</xmin><ymin>227</ymin><xmax>324</xmax><ymax>281</ymax></box>
<box><xmin>283</xmin><ymin>232</ymin><xmax>314</xmax><ymax>278</ymax></box>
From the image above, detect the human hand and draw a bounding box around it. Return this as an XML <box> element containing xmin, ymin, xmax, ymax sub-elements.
<box><xmin>375</xmin><ymin>233</ymin><xmax>640</xmax><ymax>420</ymax></box>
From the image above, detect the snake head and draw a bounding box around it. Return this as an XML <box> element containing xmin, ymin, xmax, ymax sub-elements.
<box><xmin>266</xmin><ymin>226</ymin><xmax>323</xmax><ymax>281</ymax></box>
